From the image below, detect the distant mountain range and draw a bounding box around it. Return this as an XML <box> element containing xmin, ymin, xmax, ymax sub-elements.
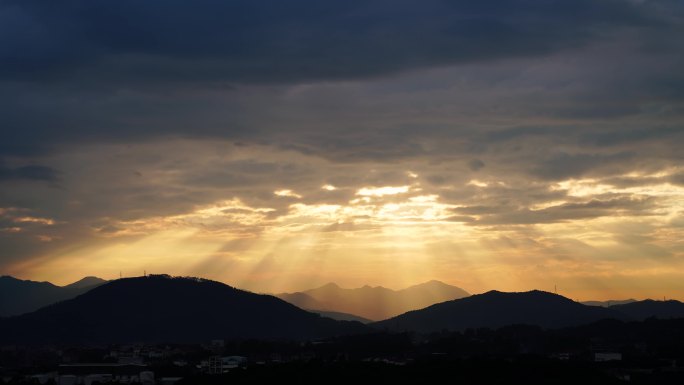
<box><xmin>312</xmin><ymin>310</ymin><xmax>372</xmax><ymax>324</ymax></box>
<box><xmin>2</xmin><ymin>274</ymin><xmax>684</xmax><ymax>344</ymax></box>
<box><xmin>374</xmin><ymin>290</ymin><xmax>629</xmax><ymax>333</ymax></box>
<box><xmin>581</xmin><ymin>299</ymin><xmax>637</xmax><ymax>307</ymax></box>
<box><xmin>64</xmin><ymin>276</ymin><xmax>108</xmax><ymax>290</ymax></box>
<box><xmin>0</xmin><ymin>275</ymin><xmax>107</xmax><ymax>317</ymax></box>
<box><xmin>277</xmin><ymin>280</ymin><xmax>470</xmax><ymax>321</ymax></box>
<box><xmin>0</xmin><ymin>275</ymin><xmax>368</xmax><ymax>343</ymax></box>
<box><xmin>579</xmin><ymin>299</ymin><xmax>684</xmax><ymax>320</ymax></box>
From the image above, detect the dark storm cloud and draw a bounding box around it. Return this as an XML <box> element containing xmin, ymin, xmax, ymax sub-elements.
<box><xmin>468</xmin><ymin>159</ymin><xmax>485</xmax><ymax>171</ymax></box>
<box><xmin>0</xmin><ymin>0</ymin><xmax>654</xmax><ymax>85</ymax></box>
<box><xmin>580</xmin><ymin>125</ymin><xmax>684</xmax><ymax>147</ymax></box>
<box><xmin>0</xmin><ymin>0</ymin><xmax>681</xmax><ymax>160</ymax></box>
<box><xmin>0</xmin><ymin>164</ymin><xmax>59</xmax><ymax>182</ymax></box>
<box><xmin>531</xmin><ymin>152</ymin><xmax>635</xmax><ymax>181</ymax></box>
<box><xmin>484</xmin><ymin>126</ymin><xmax>561</xmax><ymax>142</ymax></box>
<box><xmin>484</xmin><ymin>124</ymin><xmax>684</xmax><ymax>150</ymax></box>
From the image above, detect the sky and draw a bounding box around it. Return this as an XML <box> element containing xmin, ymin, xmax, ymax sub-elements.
<box><xmin>1</xmin><ymin>0</ymin><xmax>684</xmax><ymax>300</ymax></box>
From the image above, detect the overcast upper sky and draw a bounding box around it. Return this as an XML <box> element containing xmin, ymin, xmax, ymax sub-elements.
<box><xmin>1</xmin><ymin>0</ymin><xmax>684</xmax><ymax>299</ymax></box>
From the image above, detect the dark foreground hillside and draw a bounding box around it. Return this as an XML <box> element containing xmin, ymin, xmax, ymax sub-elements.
<box><xmin>375</xmin><ymin>290</ymin><xmax>626</xmax><ymax>332</ymax></box>
<box><xmin>0</xmin><ymin>275</ymin><xmax>367</xmax><ymax>343</ymax></box>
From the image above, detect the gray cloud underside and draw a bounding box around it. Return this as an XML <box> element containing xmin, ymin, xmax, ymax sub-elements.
<box><xmin>0</xmin><ymin>0</ymin><xmax>659</xmax><ymax>84</ymax></box>
<box><xmin>1</xmin><ymin>0</ymin><xmax>683</xmax><ymax>156</ymax></box>
<box><xmin>0</xmin><ymin>164</ymin><xmax>59</xmax><ymax>182</ymax></box>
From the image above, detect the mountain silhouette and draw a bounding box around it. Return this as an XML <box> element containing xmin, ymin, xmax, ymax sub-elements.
<box><xmin>276</xmin><ymin>292</ymin><xmax>328</xmax><ymax>310</ymax></box>
<box><xmin>609</xmin><ymin>299</ymin><xmax>684</xmax><ymax>320</ymax></box>
<box><xmin>373</xmin><ymin>290</ymin><xmax>626</xmax><ymax>333</ymax></box>
<box><xmin>277</xmin><ymin>280</ymin><xmax>469</xmax><ymax>321</ymax></box>
<box><xmin>0</xmin><ymin>275</ymin><xmax>107</xmax><ymax>317</ymax></box>
<box><xmin>63</xmin><ymin>276</ymin><xmax>108</xmax><ymax>289</ymax></box>
<box><xmin>581</xmin><ymin>299</ymin><xmax>636</xmax><ymax>307</ymax></box>
<box><xmin>313</xmin><ymin>310</ymin><xmax>372</xmax><ymax>324</ymax></box>
<box><xmin>0</xmin><ymin>275</ymin><xmax>368</xmax><ymax>344</ymax></box>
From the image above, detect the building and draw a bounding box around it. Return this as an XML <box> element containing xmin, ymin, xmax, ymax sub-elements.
<box><xmin>204</xmin><ymin>356</ymin><xmax>248</xmax><ymax>374</ymax></box>
<box><xmin>57</xmin><ymin>363</ymin><xmax>153</xmax><ymax>385</ymax></box>
<box><xmin>594</xmin><ymin>352</ymin><xmax>622</xmax><ymax>362</ymax></box>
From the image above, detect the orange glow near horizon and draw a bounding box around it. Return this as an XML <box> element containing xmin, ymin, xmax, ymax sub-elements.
<box><xmin>6</xmin><ymin>166</ymin><xmax>684</xmax><ymax>302</ymax></box>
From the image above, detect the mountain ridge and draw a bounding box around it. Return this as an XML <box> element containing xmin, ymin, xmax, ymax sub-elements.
<box><xmin>63</xmin><ymin>276</ymin><xmax>108</xmax><ymax>290</ymax></box>
<box><xmin>277</xmin><ymin>280</ymin><xmax>470</xmax><ymax>321</ymax></box>
<box><xmin>373</xmin><ymin>289</ymin><xmax>628</xmax><ymax>332</ymax></box>
<box><xmin>581</xmin><ymin>299</ymin><xmax>636</xmax><ymax>307</ymax></box>
<box><xmin>0</xmin><ymin>275</ymin><xmax>368</xmax><ymax>343</ymax></box>
<box><xmin>609</xmin><ymin>299</ymin><xmax>684</xmax><ymax>320</ymax></box>
<box><xmin>0</xmin><ymin>275</ymin><xmax>107</xmax><ymax>317</ymax></box>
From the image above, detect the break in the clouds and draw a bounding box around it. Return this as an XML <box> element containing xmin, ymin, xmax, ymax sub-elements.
<box><xmin>1</xmin><ymin>1</ymin><xmax>684</xmax><ymax>299</ymax></box>
<box><xmin>0</xmin><ymin>164</ymin><xmax>59</xmax><ymax>182</ymax></box>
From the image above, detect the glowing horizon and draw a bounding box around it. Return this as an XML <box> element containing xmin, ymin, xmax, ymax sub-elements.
<box><xmin>3</xmin><ymin>145</ymin><xmax>684</xmax><ymax>302</ymax></box>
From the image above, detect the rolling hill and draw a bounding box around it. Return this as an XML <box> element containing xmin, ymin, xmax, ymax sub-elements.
<box><xmin>0</xmin><ymin>275</ymin><xmax>368</xmax><ymax>343</ymax></box>
<box><xmin>374</xmin><ymin>290</ymin><xmax>627</xmax><ymax>333</ymax></box>
<box><xmin>609</xmin><ymin>299</ymin><xmax>684</xmax><ymax>320</ymax></box>
<box><xmin>0</xmin><ymin>275</ymin><xmax>107</xmax><ymax>317</ymax></box>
